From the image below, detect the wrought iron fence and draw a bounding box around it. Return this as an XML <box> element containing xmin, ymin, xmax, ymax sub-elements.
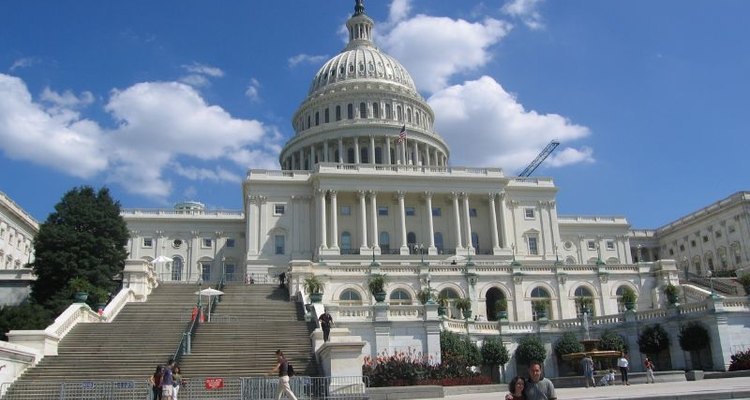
<box><xmin>1</xmin><ymin>376</ymin><xmax>369</xmax><ymax>400</ymax></box>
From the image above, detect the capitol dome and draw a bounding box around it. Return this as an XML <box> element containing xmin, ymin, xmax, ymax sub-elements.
<box><xmin>279</xmin><ymin>0</ymin><xmax>450</xmax><ymax>171</ymax></box>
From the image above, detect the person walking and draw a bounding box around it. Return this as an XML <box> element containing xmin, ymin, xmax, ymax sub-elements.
<box><xmin>161</xmin><ymin>359</ymin><xmax>175</xmax><ymax>400</ymax></box>
<box><xmin>270</xmin><ymin>349</ymin><xmax>298</xmax><ymax>400</ymax></box>
<box><xmin>148</xmin><ymin>365</ymin><xmax>163</xmax><ymax>400</ymax></box>
<box><xmin>617</xmin><ymin>352</ymin><xmax>630</xmax><ymax>385</ymax></box>
<box><xmin>524</xmin><ymin>361</ymin><xmax>557</xmax><ymax>400</ymax></box>
<box><xmin>172</xmin><ymin>365</ymin><xmax>184</xmax><ymax>400</ymax></box>
<box><xmin>318</xmin><ymin>309</ymin><xmax>334</xmax><ymax>342</ymax></box>
<box><xmin>580</xmin><ymin>353</ymin><xmax>596</xmax><ymax>388</ymax></box>
<box><xmin>644</xmin><ymin>357</ymin><xmax>656</xmax><ymax>383</ymax></box>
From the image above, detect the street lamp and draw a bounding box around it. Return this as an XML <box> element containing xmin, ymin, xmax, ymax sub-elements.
<box><xmin>706</xmin><ymin>270</ymin><xmax>718</xmax><ymax>299</ymax></box>
<box><xmin>416</xmin><ymin>243</ymin><xmax>425</xmax><ymax>265</ymax></box>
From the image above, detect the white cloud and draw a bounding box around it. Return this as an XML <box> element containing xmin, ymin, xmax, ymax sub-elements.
<box><xmin>379</xmin><ymin>15</ymin><xmax>511</xmax><ymax>93</ymax></box>
<box><xmin>0</xmin><ymin>73</ymin><xmax>282</xmax><ymax>200</ymax></box>
<box><xmin>245</xmin><ymin>78</ymin><xmax>261</xmax><ymax>102</ymax></box>
<box><xmin>546</xmin><ymin>146</ymin><xmax>595</xmax><ymax>168</ymax></box>
<box><xmin>179</xmin><ymin>74</ymin><xmax>210</xmax><ymax>88</ymax></box>
<box><xmin>182</xmin><ymin>62</ymin><xmax>224</xmax><ymax>78</ymax></box>
<box><xmin>9</xmin><ymin>57</ymin><xmax>38</xmax><ymax>72</ymax></box>
<box><xmin>429</xmin><ymin>76</ymin><xmax>591</xmax><ymax>172</ymax></box>
<box><xmin>502</xmin><ymin>0</ymin><xmax>545</xmax><ymax>30</ymax></box>
<box><xmin>387</xmin><ymin>0</ymin><xmax>412</xmax><ymax>24</ymax></box>
<box><xmin>288</xmin><ymin>54</ymin><xmax>328</xmax><ymax>68</ymax></box>
<box><xmin>0</xmin><ymin>74</ymin><xmax>107</xmax><ymax>177</ymax></box>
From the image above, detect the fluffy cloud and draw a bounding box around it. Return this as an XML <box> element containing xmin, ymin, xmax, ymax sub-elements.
<box><xmin>429</xmin><ymin>76</ymin><xmax>592</xmax><ymax>171</ymax></box>
<box><xmin>288</xmin><ymin>54</ymin><xmax>329</xmax><ymax>68</ymax></box>
<box><xmin>379</xmin><ymin>14</ymin><xmax>511</xmax><ymax>93</ymax></box>
<box><xmin>502</xmin><ymin>0</ymin><xmax>545</xmax><ymax>30</ymax></box>
<box><xmin>245</xmin><ymin>78</ymin><xmax>261</xmax><ymax>102</ymax></box>
<box><xmin>0</xmin><ymin>73</ymin><xmax>281</xmax><ymax>200</ymax></box>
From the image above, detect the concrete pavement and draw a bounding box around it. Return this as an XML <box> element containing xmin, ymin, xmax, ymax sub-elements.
<box><xmin>428</xmin><ymin>376</ymin><xmax>750</xmax><ymax>400</ymax></box>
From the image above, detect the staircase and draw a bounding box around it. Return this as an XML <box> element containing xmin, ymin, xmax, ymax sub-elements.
<box><xmin>178</xmin><ymin>284</ymin><xmax>317</xmax><ymax>377</ymax></box>
<box><xmin>3</xmin><ymin>284</ymin><xmax>198</xmax><ymax>396</ymax></box>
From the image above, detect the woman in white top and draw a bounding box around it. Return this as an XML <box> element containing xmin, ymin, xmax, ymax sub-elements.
<box><xmin>617</xmin><ymin>353</ymin><xmax>630</xmax><ymax>385</ymax></box>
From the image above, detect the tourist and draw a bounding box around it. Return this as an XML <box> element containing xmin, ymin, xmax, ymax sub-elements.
<box><xmin>505</xmin><ymin>376</ymin><xmax>525</xmax><ymax>400</ymax></box>
<box><xmin>269</xmin><ymin>349</ymin><xmax>298</xmax><ymax>400</ymax></box>
<box><xmin>580</xmin><ymin>353</ymin><xmax>596</xmax><ymax>388</ymax></box>
<box><xmin>599</xmin><ymin>369</ymin><xmax>616</xmax><ymax>386</ymax></box>
<box><xmin>524</xmin><ymin>361</ymin><xmax>557</xmax><ymax>400</ymax></box>
<box><xmin>148</xmin><ymin>365</ymin><xmax>163</xmax><ymax>400</ymax></box>
<box><xmin>644</xmin><ymin>357</ymin><xmax>656</xmax><ymax>383</ymax></box>
<box><xmin>318</xmin><ymin>308</ymin><xmax>334</xmax><ymax>342</ymax></box>
<box><xmin>161</xmin><ymin>359</ymin><xmax>175</xmax><ymax>400</ymax></box>
<box><xmin>617</xmin><ymin>352</ymin><xmax>630</xmax><ymax>385</ymax></box>
<box><xmin>172</xmin><ymin>365</ymin><xmax>184</xmax><ymax>400</ymax></box>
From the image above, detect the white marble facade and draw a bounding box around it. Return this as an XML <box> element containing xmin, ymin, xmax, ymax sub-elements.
<box><xmin>0</xmin><ymin>192</ymin><xmax>37</xmax><ymax>305</ymax></box>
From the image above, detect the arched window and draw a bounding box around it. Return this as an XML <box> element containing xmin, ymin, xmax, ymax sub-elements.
<box><xmin>486</xmin><ymin>287</ymin><xmax>506</xmax><ymax>321</ymax></box>
<box><xmin>397</xmin><ymin>105</ymin><xmax>403</xmax><ymax>122</ymax></box>
<box><xmin>375</xmin><ymin>147</ymin><xmax>383</xmax><ymax>164</ymax></box>
<box><xmin>407</xmin><ymin>108</ymin><xmax>412</xmax><ymax>123</ymax></box>
<box><xmin>389</xmin><ymin>289</ymin><xmax>412</xmax><ymax>305</ymax></box>
<box><xmin>386</xmin><ymin>104</ymin><xmax>393</xmax><ymax>120</ymax></box>
<box><xmin>347</xmin><ymin>104</ymin><xmax>354</xmax><ymax>119</ymax></box>
<box><xmin>438</xmin><ymin>288</ymin><xmax>461</xmax><ymax>319</ymax></box>
<box><xmin>347</xmin><ymin>148</ymin><xmax>355</xmax><ymax>163</ymax></box>
<box><xmin>361</xmin><ymin>147</ymin><xmax>369</xmax><ymax>163</ymax></box>
<box><xmin>434</xmin><ymin>232</ymin><xmax>444</xmax><ymax>254</ymax></box>
<box><xmin>341</xmin><ymin>232</ymin><xmax>352</xmax><ymax>254</ymax></box>
<box><xmin>339</xmin><ymin>289</ymin><xmax>362</xmax><ymax>306</ymax></box>
<box><xmin>616</xmin><ymin>286</ymin><xmax>631</xmax><ymax>313</ymax></box>
<box><xmin>574</xmin><ymin>286</ymin><xmax>594</xmax><ymax>315</ymax></box>
<box><xmin>324</xmin><ymin>108</ymin><xmax>330</xmax><ymax>123</ymax></box>
<box><xmin>359</xmin><ymin>102</ymin><xmax>367</xmax><ymax>118</ymax></box>
<box><xmin>530</xmin><ymin>287</ymin><xmax>551</xmax><ymax>321</ymax></box>
<box><xmin>407</xmin><ymin>232</ymin><xmax>416</xmax><ymax>253</ymax></box>
<box><xmin>315</xmin><ymin>112</ymin><xmax>320</xmax><ymax>126</ymax></box>
<box><xmin>373</xmin><ymin>102</ymin><xmax>380</xmax><ymax>118</ymax></box>
<box><xmin>306</xmin><ymin>115</ymin><xmax>311</xmax><ymax>129</ymax></box>
<box><xmin>172</xmin><ymin>256</ymin><xmax>183</xmax><ymax>281</ymax></box>
<box><xmin>336</xmin><ymin>105</ymin><xmax>342</xmax><ymax>121</ymax></box>
<box><xmin>380</xmin><ymin>232</ymin><xmax>390</xmax><ymax>254</ymax></box>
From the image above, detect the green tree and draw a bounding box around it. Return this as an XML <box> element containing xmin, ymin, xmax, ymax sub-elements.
<box><xmin>598</xmin><ymin>329</ymin><xmax>629</xmax><ymax>353</ymax></box>
<box><xmin>554</xmin><ymin>331</ymin><xmax>584</xmax><ymax>358</ymax></box>
<box><xmin>440</xmin><ymin>331</ymin><xmax>482</xmax><ymax>377</ymax></box>
<box><xmin>30</xmin><ymin>186</ymin><xmax>129</xmax><ymax>314</ymax></box>
<box><xmin>679</xmin><ymin>322</ymin><xmax>710</xmax><ymax>369</ymax></box>
<box><xmin>638</xmin><ymin>324</ymin><xmax>671</xmax><ymax>356</ymax></box>
<box><xmin>481</xmin><ymin>336</ymin><xmax>510</xmax><ymax>382</ymax></box>
<box><xmin>0</xmin><ymin>304</ymin><xmax>52</xmax><ymax>340</ymax></box>
<box><xmin>515</xmin><ymin>335</ymin><xmax>547</xmax><ymax>366</ymax></box>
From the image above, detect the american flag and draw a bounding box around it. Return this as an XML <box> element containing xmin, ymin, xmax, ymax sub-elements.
<box><xmin>397</xmin><ymin>124</ymin><xmax>406</xmax><ymax>143</ymax></box>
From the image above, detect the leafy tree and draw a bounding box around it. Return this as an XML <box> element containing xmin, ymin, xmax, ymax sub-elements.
<box><xmin>638</xmin><ymin>324</ymin><xmax>671</xmax><ymax>356</ymax></box>
<box><xmin>481</xmin><ymin>336</ymin><xmax>510</xmax><ymax>383</ymax></box>
<box><xmin>440</xmin><ymin>331</ymin><xmax>482</xmax><ymax>377</ymax></box>
<box><xmin>679</xmin><ymin>322</ymin><xmax>711</xmax><ymax>369</ymax></box>
<box><xmin>554</xmin><ymin>331</ymin><xmax>584</xmax><ymax>358</ymax></box>
<box><xmin>30</xmin><ymin>186</ymin><xmax>128</xmax><ymax>315</ymax></box>
<box><xmin>598</xmin><ymin>329</ymin><xmax>629</xmax><ymax>353</ymax></box>
<box><xmin>515</xmin><ymin>335</ymin><xmax>547</xmax><ymax>366</ymax></box>
<box><xmin>0</xmin><ymin>304</ymin><xmax>52</xmax><ymax>340</ymax></box>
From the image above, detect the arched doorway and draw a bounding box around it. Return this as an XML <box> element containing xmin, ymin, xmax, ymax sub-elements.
<box><xmin>486</xmin><ymin>287</ymin><xmax>506</xmax><ymax>321</ymax></box>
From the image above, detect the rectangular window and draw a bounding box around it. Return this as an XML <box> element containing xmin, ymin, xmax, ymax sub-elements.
<box><xmin>587</xmin><ymin>241</ymin><xmax>596</xmax><ymax>250</ymax></box>
<box><xmin>702</xmin><ymin>235</ymin><xmax>709</xmax><ymax>243</ymax></box>
<box><xmin>669</xmin><ymin>248</ymin><xmax>674</xmax><ymax>256</ymax></box>
<box><xmin>274</xmin><ymin>204</ymin><xmax>286</xmax><ymax>215</ymax></box>
<box><xmin>405</xmin><ymin>207</ymin><xmax>416</xmax><ymax>216</ymax></box>
<box><xmin>715</xmin><ymin>231</ymin><xmax>722</xmax><ymax>238</ymax></box>
<box><xmin>528</xmin><ymin>237</ymin><xmax>539</xmax><ymax>255</ymax></box>
<box><xmin>203</xmin><ymin>238</ymin><xmax>212</xmax><ymax>248</ymax></box>
<box><xmin>226</xmin><ymin>238</ymin><xmax>236</xmax><ymax>248</ymax></box>
<box><xmin>275</xmin><ymin>235</ymin><xmax>285</xmax><ymax>255</ymax></box>
<box><xmin>606</xmin><ymin>241</ymin><xmax>615</xmax><ymax>250</ymax></box>
<box><xmin>378</xmin><ymin>206</ymin><xmax>389</xmax><ymax>216</ymax></box>
<box><xmin>341</xmin><ymin>205</ymin><xmax>351</xmax><ymax>216</ymax></box>
<box><xmin>691</xmin><ymin>240</ymin><xmax>696</xmax><ymax>247</ymax></box>
<box><xmin>679</xmin><ymin>244</ymin><xmax>685</xmax><ymax>252</ymax></box>
<box><xmin>432</xmin><ymin>207</ymin><xmax>442</xmax><ymax>217</ymax></box>
<box><xmin>525</xmin><ymin>208</ymin><xmax>535</xmax><ymax>219</ymax></box>
<box><xmin>143</xmin><ymin>238</ymin><xmax>153</xmax><ymax>248</ymax></box>
<box><xmin>469</xmin><ymin>208</ymin><xmax>478</xmax><ymax>217</ymax></box>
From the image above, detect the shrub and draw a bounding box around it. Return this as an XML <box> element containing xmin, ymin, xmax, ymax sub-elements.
<box><xmin>679</xmin><ymin>322</ymin><xmax>710</xmax><ymax>352</ymax></box>
<box><xmin>441</xmin><ymin>331</ymin><xmax>482</xmax><ymax>373</ymax></box>
<box><xmin>515</xmin><ymin>335</ymin><xmax>547</xmax><ymax>366</ymax></box>
<box><xmin>729</xmin><ymin>348</ymin><xmax>750</xmax><ymax>371</ymax></box>
<box><xmin>598</xmin><ymin>329</ymin><xmax>629</xmax><ymax>353</ymax></box>
<box><xmin>638</xmin><ymin>324</ymin><xmax>670</xmax><ymax>355</ymax></box>
<box><xmin>555</xmin><ymin>331</ymin><xmax>584</xmax><ymax>358</ymax></box>
<box><xmin>481</xmin><ymin>337</ymin><xmax>510</xmax><ymax>367</ymax></box>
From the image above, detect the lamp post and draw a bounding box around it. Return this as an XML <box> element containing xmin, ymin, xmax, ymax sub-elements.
<box><xmin>706</xmin><ymin>270</ymin><xmax>718</xmax><ymax>299</ymax></box>
<box><xmin>416</xmin><ymin>243</ymin><xmax>425</xmax><ymax>265</ymax></box>
<box><xmin>682</xmin><ymin>256</ymin><xmax>689</xmax><ymax>279</ymax></box>
<box><xmin>197</xmin><ymin>278</ymin><xmax>203</xmax><ymax>308</ymax></box>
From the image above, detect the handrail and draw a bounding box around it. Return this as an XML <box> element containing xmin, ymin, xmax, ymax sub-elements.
<box><xmin>171</xmin><ymin>309</ymin><xmax>199</xmax><ymax>364</ymax></box>
<box><xmin>686</xmin><ymin>272</ymin><xmax>738</xmax><ymax>295</ymax></box>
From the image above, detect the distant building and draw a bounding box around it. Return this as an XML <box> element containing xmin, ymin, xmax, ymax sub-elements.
<box><xmin>0</xmin><ymin>192</ymin><xmax>37</xmax><ymax>305</ymax></box>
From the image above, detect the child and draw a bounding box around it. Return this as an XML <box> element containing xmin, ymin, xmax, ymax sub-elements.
<box><xmin>599</xmin><ymin>369</ymin><xmax>615</xmax><ymax>386</ymax></box>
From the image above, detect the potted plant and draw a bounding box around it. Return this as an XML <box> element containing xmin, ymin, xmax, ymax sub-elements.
<box><xmin>368</xmin><ymin>273</ymin><xmax>387</xmax><ymax>303</ymax></box>
<box><xmin>437</xmin><ymin>293</ymin><xmax>449</xmax><ymax>316</ymax></box>
<box><xmin>532</xmin><ymin>299</ymin><xmax>549</xmax><ymax>319</ymax></box>
<box><xmin>303</xmin><ymin>275</ymin><xmax>324</xmax><ymax>303</ymax></box>
<box><xmin>663</xmin><ymin>283</ymin><xmax>680</xmax><ymax>305</ymax></box>
<box><xmin>738</xmin><ymin>273</ymin><xmax>750</xmax><ymax>295</ymax></box>
<box><xmin>621</xmin><ymin>287</ymin><xmax>637</xmax><ymax>311</ymax></box>
<box><xmin>455</xmin><ymin>297</ymin><xmax>472</xmax><ymax>319</ymax></box>
<box><xmin>417</xmin><ymin>287</ymin><xmax>435</xmax><ymax>305</ymax></box>
<box><xmin>576</xmin><ymin>296</ymin><xmax>594</xmax><ymax>315</ymax></box>
<box><xmin>69</xmin><ymin>277</ymin><xmax>93</xmax><ymax>303</ymax></box>
<box><xmin>495</xmin><ymin>297</ymin><xmax>508</xmax><ymax>320</ymax></box>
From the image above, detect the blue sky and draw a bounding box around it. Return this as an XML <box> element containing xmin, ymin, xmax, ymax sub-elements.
<box><xmin>0</xmin><ymin>0</ymin><xmax>747</xmax><ymax>229</ymax></box>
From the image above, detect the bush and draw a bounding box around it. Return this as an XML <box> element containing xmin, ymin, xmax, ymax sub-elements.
<box><xmin>515</xmin><ymin>335</ymin><xmax>547</xmax><ymax>366</ymax></box>
<box><xmin>679</xmin><ymin>322</ymin><xmax>710</xmax><ymax>352</ymax></box>
<box><xmin>729</xmin><ymin>348</ymin><xmax>750</xmax><ymax>371</ymax></box>
<box><xmin>0</xmin><ymin>303</ymin><xmax>52</xmax><ymax>341</ymax></box>
<box><xmin>638</xmin><ymin>324</ymin><xmax>670</xmax><ymax>355</ymax></box>
<box><xmin>555</xmin><ymin>331</ymin><xmax>584</xmax><ymax>358</ymax></box>
<box><xmin>598</xmin><ymin>329</ymin><xmax>629</xmax><ymax>353</ymax></box>
<box><xmin>481</xmin><ymin>337</ymin><xmax>510</xmax><ymax>367</ymax></box>
<box><xmin>441</xmin><ymin>331</ymin><xmax>482</xmax><ymax>375</ymax></box>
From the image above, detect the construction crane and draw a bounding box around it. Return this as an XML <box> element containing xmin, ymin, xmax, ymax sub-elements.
<box><xmin>518</xmin><ymin>140</ymin><xmax>560</xmax><ymax>177</ymax></box>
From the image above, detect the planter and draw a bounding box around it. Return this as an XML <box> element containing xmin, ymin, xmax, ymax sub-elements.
<box><xmin>535</xmin><ymin>310</ymin><xmax>547</xmax><ymax>320</ymax></box>
<box><xmin>625</xmin><ymin>302</ymin><xmax>635</xmax><ymax>311</ymax></box>
<box><xmin>438</xmin><ymin>306</ymin><xmax>446</xmax><ymax>316</ymax></box>
<box><xmin>497</xmin><ymin>310</ymin><xmax>508</xmax><ymax>320</ymax></box>
<box><xmin>373</xmin><ymin>291</ymin><xmax>387</xmax><ymax>303</ymax></box>
<box><xmin>310</xmin><ymin>293</ymin><xmax>323</xmax><ymax>303</ymax></box>
<box><xmin>462</xmin><ymin>309</ymin><xmax>472</xmax><ymax>320</ymax></box>
<box><xmin>74</xmin><ymin>291</ymin><xmax>89</xmax><ymax>303</ymax></box>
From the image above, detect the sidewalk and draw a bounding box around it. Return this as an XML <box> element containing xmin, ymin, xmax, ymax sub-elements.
<box><xmin>431</xmin><ymin>376</ymin><xmax>750</xmax><ymax>400</ymax></box>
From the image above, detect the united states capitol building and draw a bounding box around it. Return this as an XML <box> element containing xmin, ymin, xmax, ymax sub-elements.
<box><xmin>4</xmin><ymin>1</ymin><xmax>748</xmax><ymax>381</ymax></box>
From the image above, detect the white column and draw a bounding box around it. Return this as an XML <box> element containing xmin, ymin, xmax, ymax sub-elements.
<box><xmin>318</xmin><ymin>189</ymin><xmax>328</xmax><ymax>250</ymax></box>
<box><xmin>425</xmin><ymin>192</ymin><xmax>436</xmax><ymax>254</ymax></box>
<box><xmin>369</xmin><ymin>191</ymin><xmax>379</xmax><ymax>249</ymax></box>
<box><xmin>323</xmin><ymin>141</ymin><xmax>329</xmax><ymax>163</ymax></box>
<box><xmin>369</xmin><ymin>136</ymin><xmax>376</xmax><ymax>164</ymax></box>
<box><xmin>463</xmin><ymin>193</ymin><xmax>474</xmax><ymax>253</ymax></box>
<box><xmin>309</xmin><ymin>145</ymin><xmax>315</xmax><ymax>168</ymax></box>
<box><xmin>354</xmin><ymin>138</ymin><xmax>361</xmax><ymax>164</ymax></box>
<box><xmin>452</xmin><ymin>192</ymin><xmax>463</xmax><ymax>252</ymax></box>
<box><xmin>425</xmin><ymin>145</ymin><xmax>431</xmax><ymax>167</ymax></box>
<box><xmin>385</xmin><ymin>137</ymin><xmax>392</xmax><ymax>165</ymax></box>
<box><xmin>413</xmin><ymin>142</ymin><xmax>420</xmax><ymax>165</ymax></box>
<box><xmin>246</xmin><ymin>196</ymin><xmax>256</xmax><ymax>255</ymax></box>
<box><xmin>330</xmin><ymin>191</ymin><xmax>339</xmax><ymax>250</ymax></box>
<box><xmin>338</xmin><ymin>138</ymin><xmax>344</xmax><ymax>163</ymax></box>
<box><xmin>298</xmin><ymin>149</ymin><xmax>304</xmax><ymax>169</ymax></box>
<box><xmin>398</xmin><ymin>191</ymin><xmax>409</xmax><ymax>254</ymax></box>
<box><xmin>401</xmin><ymin>140</ymin><xmax>407</xmax><ymax>165</ymax></box>
<box><xmin>500</xmin><ymin>192</ymin><xmax>513</xmax><ymax>249</ymax></box>
<box><xmin>357</xmin><ymin>191</ymin><xmax>368</xmax><ymax>251</ymax></box>
<box><xmin>489</xmin><ymin>193</ymin><xmax>500</xmax><ymax>252</ymax></box>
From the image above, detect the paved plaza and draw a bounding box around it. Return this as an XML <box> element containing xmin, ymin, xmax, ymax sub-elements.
<box><xmin>426</xmin><ymin>376</ymin><xmax>750</xmax><ymax>400</ymax></box>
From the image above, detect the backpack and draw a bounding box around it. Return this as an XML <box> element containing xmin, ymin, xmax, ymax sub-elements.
<box><xmin>287</xmin><ymin>363</ymin><xmax>295</xmax><ymax>376</ymax></box>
